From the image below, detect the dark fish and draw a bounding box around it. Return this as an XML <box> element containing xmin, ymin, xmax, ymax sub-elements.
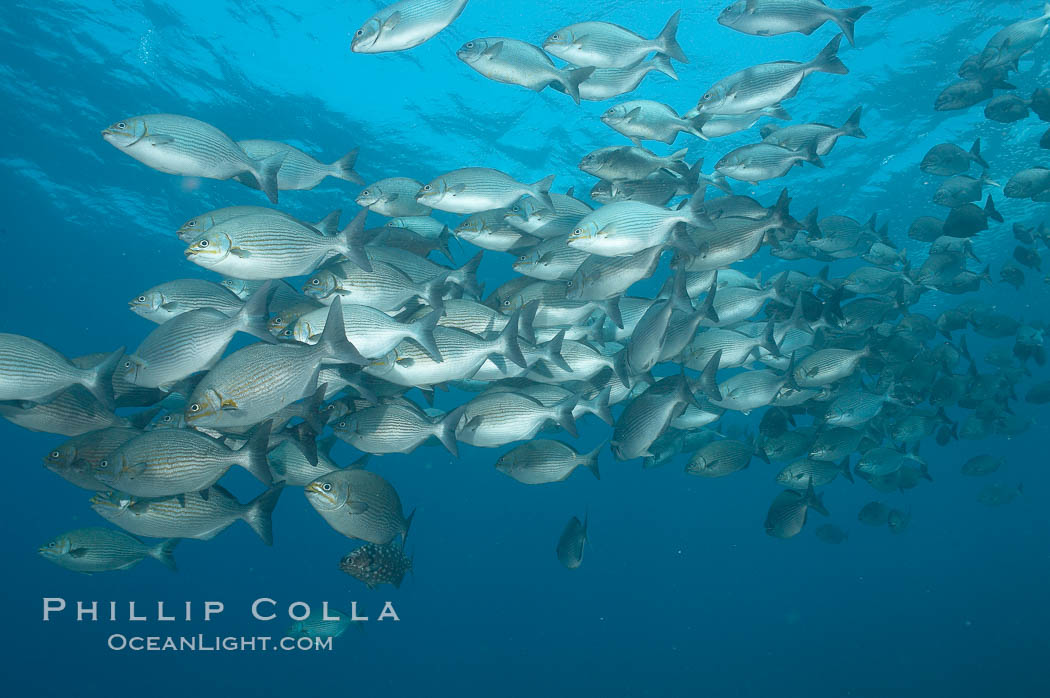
<box><xmin>857</xmin><ymin>501</ymin><xmax>890</xmax><ymax>526</ymax></box>
<box><xmin>919</xmin><ymin>138</ymin><xmax>987</xmax><ymax>176</ymax></box>
<box><xmin>1026</xmin><ymin>380</ymin><xmax>1050</xmax><ymax>404</ymax></box>
<box><xmin>984</xmin><ymin>94</ymin><xmax>1030</xmax><ymax>122</ymax></box>
<box><xmin>1014</xmin><ymin>246</ymin><xmax>1042</xmax><ymax>270</ymax></box>
<box><xmin>556</xmin><ymin>513</ymin><xmax>587</xmax><ymax>569</ymax></box>
<box><xmin>815</xmin><ymin>523</ymin><xmax>848</xmax><ymax>544</ymax></box>
<box><xmin>339</xmin><ymin>541</ymin><xmax>413</xmax><ymax>589</ymax></box>
<box><xmin>764</xmin><ymin>481</ymin><xmax>827</xmax><ymax>539</ymax></box>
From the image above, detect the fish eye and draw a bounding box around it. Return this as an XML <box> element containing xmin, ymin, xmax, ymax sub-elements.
<box><xmin>98</xmin><ymin>460</ymin><xmax>108</xmax><ymax>468</ymax></box>
<box><xmin>50</xmin><ymin>450</ymin><xmax>60</xmax><ymax>458</ymax></box>
<box><xmin>199</xmin><ymin>240</ymin><xmax>209</xmax><ymax>247</ymax></box>
<box><xmin>137</xmin><ymin>295</ymin><xmax>146</xmax><ymax>302</ymax></box>
<box><xmin>186</xmin><ymin>220</ymin><xmax>196</xmax><ymax>227</ymax></box>
<box><xmin>362</xmin><ymin>190</ymin><xmax>370</xmax><ymax>196</ymax></box>
<box><xmin>48</xmin><ymin>541</ymin><xmax>56</xmax><ymax>548</ymax></box>
<box><xmin>189</xmin><ymin>403</ymin><xmax>201</xmax><ymax>412</ymax></box>
<box><xmin>551</xmin><ymin>34</ymin><xmax>559</xmax><ymax>40</ymax></box>
<box><xmin>518</xmin><ymin>255</ymin><xmax>527</xmax><ymax>261</ymax></box>
<box><xmin>123</xmin><ymin>361</ymin><xmax>131</xmax><ymax>368</ymax></box>
<box><xmin>117</xmin><ymin>122</ymin><xmax>126</xmax><ymax>129</ymax></box>
<box><xmin>465</xmin><ymin>42</ymin><xmax>474</xmax><ymax>49</ymax></box>
<box><xmin>311</xmin><ymin>278</ymin><xmax>320</xmax><ymax>285</ymax></box>
<box><xmin>162</xmin><ymin>415</ymin><xmax>173</xmax><ymax>422</ymax></box>
<box><xmin>503</xmin><ymin>299</ymin><xmax>511</xmax><ymax>307</ymax></box>
<box><xmin>337</xmin><ymin>420</ymin><xmax>347</xmax><ymax>428</ymax></box>
<box><xmin>423</xmin><ymin>185</ymin><xmax>432</xmax><ymax>191</ymax></box>
<box><xmin>356</xmin><ymin>29</ymin><xmax>363</xmax><ymax>36</ymax></box>
<box><xmin>322</xmin><ymin>483</ymin><xmax>332</xmax><ymax>492</ymax></box>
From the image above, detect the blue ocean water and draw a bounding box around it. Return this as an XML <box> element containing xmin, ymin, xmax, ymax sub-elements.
<box><xmin>2</xmin><ymin>0</ymin><xmax>1049</xmax><ymax>695</ymax></box>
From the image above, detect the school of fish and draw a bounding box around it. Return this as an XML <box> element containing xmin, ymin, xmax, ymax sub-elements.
<box><xmin>10</xmin><ymin>2</ymin><xmax>1043</xmax><ymax>590</ymax></box>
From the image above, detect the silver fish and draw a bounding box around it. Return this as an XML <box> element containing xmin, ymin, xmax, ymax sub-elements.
<box><xmin>457</xmin><ymin>37</ymin><xmax>595</xmax><ymax>104</ymax></box>
<box><xmin>39</xmin><ymin>527</ymin><xmax>178</xmax><ymax>573</ymax></box>
<box><xmin>353</xmin><ymin>0</ymin><xmax>468</xmax><ymax>53</ymax></box>
<box><xmin>305</xmin><ymin>469</ymin><xmax>414</xmax><ymax>544</ymax></box>
<box><xmin>43</xmin><ymin>426</ymin><xmax>142</xmax><ymax>490</ymax></box>
<box><xmin>601</xmin><ymin>99</ymin><xmax>703</xmax><ymax>145</ymax></box>
<box><xmin>543</xmin><ymin>11</ymin><xmax>687</xmax><ymax>68</ymax></box>
<box><xmin>718</xmin><ymin>0</ymin><xmax>872</xmax><ymax>46</ymax></box>
<box><xmin>457</xmin><ymin>391</ymin><xmax>577</xmax><ymax>448</ymax></box>
<box><xmin>333</xmin><ymin>403</ymin><xmax>462</xmax><ymax>456</ymax></box>
<box><xmin>356</xmin><ymin>177</ymin><xmax>431</xmax><ymax>217</ymax></box>
<box><xmin>91</xmin><ymin>485</ymin><xmax>283</xmax><ymax>544</ymax></box>
<box><xmin>291</xmin><ymin>304</ymin><xmax>442</xmax><ymax>362</ymax></box>
<box><xmin>764</xmin><ymin>481</ymin><xmax>828</xmax><ymax>538</ymax></box>
<box><xmin>418</xmin><ymin>167</ymin><xmax>555</xmax><ymax>215</ymax></box>
<box><xmin>101</xmin><ymin>114</ymin><xmax>285</xmax><ymax>203</ymax></box>
<box><xmin>0</xmin><ymin>336</ymin><xmax>123</xmax><ymax>409</ymax></box>
<box><xmin>93</xmin><ymin>423</ymin><xmax>272</xmax><ymax>497</ymax></box>
<box><xmin>129</xmin><ymin>279</ymin><xmax>245</xmax><ymax>324</ymax></box>
<box><xmin>235</xmin><ymin>140</ymin><xmax>362</xmax><ymax>189</ymax></box>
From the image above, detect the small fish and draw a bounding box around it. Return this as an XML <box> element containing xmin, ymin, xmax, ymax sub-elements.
<box><xmin>339</xmin><ymin>542</ymin><xmax>414</xmax><ymax>589</ymax></box>
<box><xmin>976</xmin><ymin>482</ymin><xmax>1023</xmax><ymax>507</ymax></box>
<box><xmin>715</xmin><ymin>142</ymin><xmax>823</xmax><ymax>184</ymax></box>
<box><xmin>686</xmin><ymin>438</ymin><xmax>762</xmax><ymax>477</ymax></box>
<box><xmin>39</xmin><ymin>527</ymin><xmax>178</xmax><ymax>573</ymax></box>
<box><xmin>0</xmin><ymin>335</ymin><xmax>123</xmax><ymax>409</ymax></box>
<box><xmin>418</xmin><ymin>167</ymin><xmax>555</xmax><ymax>214</ymax></box>
<box><xmin>579</xmin><ymin>145</ymin><xmax>689</xmax><ymax>182</ymax></box>
<box><xmin>765</xmin><ymin>481</ymin><xmax>828</xmax><ymax>538</ymax></box>
<box><xmin>101</xmin><ymin>114</ymin><xmax>285</xmax><ymax>203</ymax></box>
<box><xmin>234</xmin><ymin>140</ymin><xmax>363</xmax><ymax>189</ymax></box>
<box><xmin>556</xmin><ymin>513</ymin><xmax>588</xmax><ymax>569</ymax></box>
<box><xmin>43</xmin><ymin>426</ymin><xmax>142</xmax><ymax>490</ymax></box>
<box><xmin>93</xmin><ymin>422</ymin><xmax>272</xmax><ymax>497</ymax></box>
<box><xmin>356</xmin><ymin>177</ymin><xmax>431</xmax><ymax>217</ymax></box>
<box><xmin>129</xmin><ymin>278</ymin><xmax>246</xmax><ymax>324</ymax></box>
<box><xmin>285</xmin><ymin>608</ymin><xmax>359</xmax><ymax>639</ymax></box>
<box><xmin>760</xmin><ymin>107</ymin><xmax>865</xmax><ymax>155</ymax></box>
<box><xmin>351</xmin><ymin>0</ymin><xmax>469</xmax><ymax>53</ymax></box>
<box><xmin>457</xmin><ymin>38</ymin><xmax>595</xmax><ymax>104</ymax></box>
<box><xmin>568</xmin><ymin>57</ymin><xmax>679</xmax><ymax>102</ymax></box>
<box><xmin>887</xmin><ymin>508</ymin><xmax>911</xmax><ymax>534</ymax></box>
<box><xmin>1004</xmin><ymin>167</ymin><xmax>1050</xmax><ymax>200</ymax></box>
<box><xmin>695</xmin><ymin>34</ymin><xmax>847</xmax><ymax>116</ymax></box>
<box><xmin>543</xmin><ymin>11</ymin><xmax>688</xmax><ymax>69</ymax></box>
<box><xmin>91</xmin><ymin>485</ymin><xmax>283</xmax><ymax>545</ymax></box>
<box><xmin>601</xmin><ymin>99</ymin><xmax>703</xmax><ymax>145</ymax></box>
<box><xmin>920</xmin><ymin>138</ymin><xmax>988</xmax><ymax>176</ymax></box>
<box><xmin>815</xmin><ymin>523</ymin><xmax>848</xmax><ymax>544</ymax></box>
<box><xmin>984</xmin><ymin>94</ymin><xmax>1031</xmax><ymax>123</ymax></box>
<box><xmin>960</xmin><ymin>454</ymin><xmax>1004</xmax><ymax>476</ymax></box>
<box><xmin>495</xmin><ymin>440</ymin><xmax>601</xmax><ymax>484</ymax></box>
<box><xmin>718</xmin><ymin>0</ymin><xmax>872</xmax><ymax>46</ymax></box>
<box><xmin>976</xmin><ymin>3</ymin><xmax>1050</xmax><ymax>72</ymax></box>
<box><xmin>305</xmin><ymin>469</ymin><xmax>415</xmax><ymax>544</ymax></box>
<box><xmin>333</xmin><ymin>403</ymin><xmax>462</xmax><ymax>455</ymax></box>
<box><xmin>857</xmin><ymin>501</ymin><xmax>890</xmax><ymax>526</ymax></box>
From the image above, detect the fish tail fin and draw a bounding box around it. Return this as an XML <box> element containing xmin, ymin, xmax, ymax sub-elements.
<box><xmin>699</xmin><ymin>348</ymin><xmax>723</xmax><ymax>402</ymax></box>
<box><xmin>434</xmin><ymin>406</ymin><xmax>464</xmax><ymax>457</ymax></box>
<box><xmin>340</xmin><ymin>209</ymin><xmax>373</xmax><ymax>272</ymax></box>
<box><xmin>82</xmin><ymin>346</ymin><xmax>123</xmax><ymax>410</ymax></box>
<box><xmin>243</xmin><ymin>485</ymin><xmax>284</xmax><ymax>545</ymax></box>
<box><xmin>687</xmin><ymin>114</ymin><xmax>710</xmax><ymax>140</ymax></box>
<box><xmin>317</xmin><ymin>298</ymin><xmax>367</xmax><ymax>365</ymax></box>
<box><xmin>240</xmin><ymin>419</ymin><xmax>274</xmax><ymax>485</ymax></box>
<box><xmin>540</xmin><ymin>329</ymin><xmax>571</xmax><ymax>372</ymax></box>
<box><xmin>583</xmin><ymin>442</ymin><xmax>603</xmax><ymax>480</ymax></box>
<box><xmin>553</xmin><ymin>394</ymin><xmax>579</xmax><ymax>438</ymax></box>
<box><xmin>530</xmin><ymin>175</ymin><xmax>557</xmax><ymax>211</ymax></box>
<box><xmin>840</xmin><ymin>456</ymin><xmax>854</xmax><ymax>483</ymax></box>
<box><xmin>970</xmin><ymin>138</ymin><xmax>989</xmax><ymax>170</ymax></box>
<box><xmin>402</xmin><ymin>508</ymin><xmax>417</xmax><ymax>547</ymax></box>
<box><xmin>612</xmin><ymin>347</ymin><xmax>632</xmax><ymax>388</ymax></box>
<box><xmin>409</xmin><ymin>308</ymin><xmax>444</xmax><ymax>363</ymax></box>
<box><xmin>316</xmin><ymin>209</ymin><xmax>343</xmax><ymax>236</ymax></box>
<box><xmin>330</xmin><ymin>147</ymin><xmax>364</xmax><ymax>184</ymax></box>
<box><xmin>586</xmin><ymin>386</ymin><xmax>613</xmax><ymax>426</ymax></box>
<box><xmin>560</xmin><ymin>66</ymin><xmax>595</xmax><ymax>105</ymax></box>
<box><xmin>148</xmin><ymin>538</ymin><xmax>179</xmax><ymax>572</ymax></box>
<box><xmin>810</xmin><ymin>34</ymin><xmax>848</xmax><ymax>75</ymax></box>
<box><xmin>235</xmin><ymin>280</ymin><xmax>277</xmax><ymax>344</ymax></box>
<box><xmin>656</xmin><ymin>9</ymin><xmax>688</xmax><ymax>63</ymax></box>
<box><xmin>248</xmin><ymin>150</ymin><xmax>287</xmax><ymax>204</ymax></box>
<box><xmin>984</xmin><ymin>195</ymin><xmax>1003</xmax><ymax>223</ymax></box>
<box><xmin>761</xmin><ymin>319</ymin><xmax>781</xmax><ymax>356</ymax></box>
<box><xmin>599</xmin><ymin>296</ymin><xmax>624</xmax><ymax>329</ymax></box>
<box><xmin>700</xmin><ymin>274</ymin><xmax>719</xmax><ymax>324</ymax></box>
<box><xmin>300</xmin><ymin>383</ymin><xmax>329</xmax><ymax>437</ymax></box>
<box><xmin>455</xmin><ymin>250</ymin><xmax>485</xmax><ymax>298</ymax></box>
<box><xmin>518</xmin><ymin>299</ymin><xmax>540</xmax><ymax>345</ymax></box>
<box><xmin>842</xmin><ymin>106</ymin><xmax>866</xmax><ymax>139</ymax></box>
<box><xmin>496</xmin><ymin>308</ymin><xmax>527</xmax><ymax>369</ymax></box>
<box><xmin>834</xmin><ymin>6</ymin><xmax>871</xmax><ymax>47</ymax></box>
<box><xmin>651</xmin><ymin>53</ymin><xmax>678</xmax><ymax>80</ymax></box>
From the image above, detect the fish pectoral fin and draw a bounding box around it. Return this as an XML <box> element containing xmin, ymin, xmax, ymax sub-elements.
<box><xmin>160</xmin><ymin>301</ymin><xmax>181</xmax><ymax>310</ymax></box>
<box><xmin>127</xmin><ymin>461</ymin><xmax>149</xmax><ymax>478</ymax></box>
<box><xmin>447</xmin><ymin>184</ymin><xmax>467</xmax><ymax>195</ymax></box>
<box><xmin>625</xmin><ymin>107</ymin><xmax>642</xmax><ymax>121</ymax></box>
<box><xmin>68</xmin><ymin>547</ymin><xmax>88</xmax><ymax>558</ymax></box>
<box><xmin>597</xmin><ymin>224</ymin><xmax>615</xmax><ymax>238</ymax></box>
<box><xmin>384</xmin><ymin>192</ymin><xmax>400</xmax><ymax>202</ymax></box>
<box><xmin>146</xmin><ymin>135</ymin><xmax>174</xmax><ymax>147</ymax></box>
<box><xmin>381</xmin><ymin>11</ymin><xmax>401</xmax><ymax>31</ymax></box>
<box><xmin>482</xmin><ymin>41</ymin><xmax>504</xmax><ymax>59</ymax></box>
<box><xmin>220</xmin><ymin>397</ymin><xmax>239</xmax><ymax>411</ymax></box>
<box><xmin>346</xmin><ymin>501</ymin><xmax>369</xmax><ymax>515</ymax></box>
<box><xmin>571</xmin><ymin>35</ymin><xmax>589</xmax><ymax>48</ymax></box>
<box><xmin>176</xmin><ymin>494</ymin><xmax>186</xmax><ymax>507</ymax></box>
<box><xmin>198</xmin><ymin>489</ymin><xmax>210</xmax><ymax>502</ymax></box>
<box><xmin>229</xmin><ymin>246</ymin><xmax>252</xmax><ymax>258</ymax></box>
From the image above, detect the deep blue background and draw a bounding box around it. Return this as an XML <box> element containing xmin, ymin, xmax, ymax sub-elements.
<box><xmin>1</xmin><ymin>1</ymin><xmax>1049</xmax><ymax>696</ymax></box>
